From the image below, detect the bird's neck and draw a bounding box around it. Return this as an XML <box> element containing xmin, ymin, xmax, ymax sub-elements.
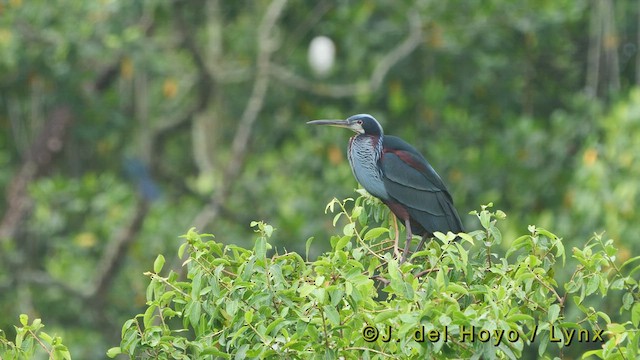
<box><xmin>349</xmin><ymin>134</ymin><xmax>383</xmax><ymax>158</ymax></box>
<box><xmin>347</xmin><ymin>135</ymin><xmax>387</xmax><ymax>199</ymax></box>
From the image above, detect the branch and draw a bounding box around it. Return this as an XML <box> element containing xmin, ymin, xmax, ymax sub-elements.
<box><xmin>151</xmin><ymin>1</ymin><xmax>220</xmax><ymax>165</ymax></box>
<box><xmin>270</xmin><ymin>11</ymin><xmax>423</xmax><ymax>98</ymax></box>
<box><xmin>22</xmin><ymin>271</ymin><xmax>87</xmax><ymax>299</ymax></box>
<box><xmin>0</xmin><ymin>107</ymin><xmax>73</xmax><ymax>242</ymax></box>
<box><xmin>89</xmin><ymin>199</ymin><xmax>150</xmax><ymax>302</ymax></box>
<box><xmin>192</xmin><ymin>0</ymin><xmax>288</xmax><ymax>230</ymax></box>
<box><xmin>637</xmin><ymin>0</ymin><xmax>640</xmax><ymax>86</ymax></box>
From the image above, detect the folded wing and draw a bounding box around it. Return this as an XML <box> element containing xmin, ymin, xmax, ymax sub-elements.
<box><xmin>381</xmin><ymin>136</ymin><xmax>463</xmax><ymax>235</ymax></box>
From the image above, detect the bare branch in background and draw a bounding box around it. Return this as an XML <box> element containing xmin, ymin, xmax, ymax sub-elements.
<box><xmin>271</xmin><ymin>11</ymin><xmax>423</xmax><ymax>98</ymax></box>
<box><xmin>585</xmin><ymin>1</ymin><xmax>602</xmax><ymax>98</ymax></box>
<box><xmin>192</xmin><ymin>0</ymin><xmax>288</xmax><ymax>230</ymax></box>
<box><xmin>585</xmin><ymin>0</ymin><xmax>620</xmax><ymax>99</ymax></box>
<box><xmin>151</xmin><ymin>0</ymin><xmax>220</xmax><ymax>163</ymax></box>
<box><xmin>90</xmin><ymin>199</ymin><xmax>150</xmax><ymax>302</ymax></box>
<box><xmin>637</xmin><ymin>0</ymin><xmax>640</xmax><ymax>86</ymax></box>
<box><xmin>0</xmin><ymin>107</ymin><xmax>73</xmax><ymax>242</ymax></box>
<box><xmin>602</xmin><ymin>0</ymin><xmax>619</xmax><ymax>93</ymax></box>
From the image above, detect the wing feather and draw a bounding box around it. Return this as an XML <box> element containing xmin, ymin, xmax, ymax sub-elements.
<box><xmin>381</xmin><ymin>136</ymin><xmax>463</xmax><ymax>234</ymax></box>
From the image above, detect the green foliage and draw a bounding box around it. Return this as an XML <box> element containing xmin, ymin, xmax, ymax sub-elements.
<box><xmin>0</xmin><ymin>314</ymin><xmax>71</xmax><ymax>360</ymax></box>
<box><xmin>568</xmin><ymin>89</ymin><xmax>640</xmax><ymax>254</ymax></box>
<box><xmin>1</xmin><ymin>1</ymin><xmax>639</xmax><ymax>357</ymax></box>
<box><xmin>108</xmin><ymin>195</ymin><xmax>639</xmax><ymax>359</ymax></box>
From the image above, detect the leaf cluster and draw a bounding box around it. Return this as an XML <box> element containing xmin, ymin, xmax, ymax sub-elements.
<box><xmin>103</xmin><ymin>195</ymin><xmax>640</xmax><ymax>359</ymax></box>
<box><xmin>0</xmin><ymin>314</ymin><xmax>70</xmax><ymax>360</ymax></box>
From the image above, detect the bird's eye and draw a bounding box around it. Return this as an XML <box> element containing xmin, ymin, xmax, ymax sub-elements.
<box><xmin>356</xmin><ymin>120</ymin><xmax>363</xmax><ymax>125</ymax></box>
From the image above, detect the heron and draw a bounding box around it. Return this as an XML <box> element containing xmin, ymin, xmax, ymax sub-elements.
<box><xmin>308</xmin><ymin>114</ymin><xmax>463</xmax><ymax>262</ymax></box>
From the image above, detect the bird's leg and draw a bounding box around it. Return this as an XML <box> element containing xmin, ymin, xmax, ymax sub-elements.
<box><xmin>391</xmin><ymin>213</ymin><xmax>401</xmax><ymax>259</ymax></box>
<box><xmin>400</xmin><ymin>219</ymin><xmax>412</xmax><ymax>263</ymax></box>
<box><xmin>415</xmin><ymin>233</ymin><xmax>429</xmax><ymax>254</ymax></box>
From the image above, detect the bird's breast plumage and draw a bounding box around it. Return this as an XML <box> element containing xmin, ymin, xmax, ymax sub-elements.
<box><xmin>347</xmin><ymin>135</ymin><xmax>388</xmax><ymax>200</ymax></box>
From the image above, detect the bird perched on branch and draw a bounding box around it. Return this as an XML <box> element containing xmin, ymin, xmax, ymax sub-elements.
<box><xmin>308</xmin><ymin>114</ymin><xmax>463</xmax><ymax>262</ymax></box>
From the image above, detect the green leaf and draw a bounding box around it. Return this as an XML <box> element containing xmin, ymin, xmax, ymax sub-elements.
<box><xmin>265</xmin><ymin>318</ymin><xmax>285</xmax><ymax>335</ymax></box>
<box><xmin>446</xmin><ymin>283</ymin><xmax>468</xmax><ymax>295</ymax></box>
<box><xmin>621</xmin><ymin>255</ymin><xmax>640</xmax><ymax>270</ymax></box>
<box><xmin>506</xmin><ymin>235</ymin><xmax>531</xmax><ymax>258</ymax></box>
<box><xmin>191</xmin><ymin>272</ymin><xmax>203</xmax><ymax>299</ymax></box>
<box><xmin>335</xmin><ymin>235</ymin><xmax>351</xmax><ymax>251</ymax></box>
<box><xmin>255</xmin><ymin>235</ymin><xmax>266</xmax><ymax>259</ymax></box>
<box><xmin>351</xmin><ymin>206</ymin><xmax>362</xmax><ymax>219</ymax></box>
<box><xmin>244</xmin><ymin>309</ymin><xmax>254</xmax><ymax>324</ymax></box>
<box><xmin>143</xmin><ymin>305</ymin><xmax>156</xmax><ymax>329</ymax></box>
<box><xmin>342</xmin><ymin>222</ymin><xmax>356</xmax><ymax>236</ymax></box>
<box><xmin>178</xmin><ymin>242</ymin><xmax>188</xmax><ymax>259</ymax></box>
<box><xmin>153</xmin><ymin>254</ymin><xmax>165</xmax><ymax>273</ymax></box>
<box><xmin>585</xmin><ymin>275</ymin><xmax>599</xmax><ymax>296</ymax></box>
<box><xmin>364</xmin><ymin>227</ymin><xmax>389</xmax><ymax>240</ymax></box>
<box><xmin>106</xmin><ymin>347</ymin><xmax>122</xmax><ymax>358</ymax></box>
<box><xmin>325</xmin><ymin>198</ymin><xmax>338</xmax><ymax>214</ymax></box>
<box><xmin>489</xmin><ymin>226</ymin><xmax>502</xmax><ymax>244</ymax></box>
<box><xmin>202</xmin><ymin>347</ymin><xmax>232</xmax><ymax>358</ymax></box>
<box><xmin>596</xmin><ymin>311</ymin><xmax>611</xmax><ymax>323</ymax></box>
<box><xmin>388</xmin><ymin>258</ymin><xmax>400</xmax><ymax>281</ymax></box>
<box><xmin>19</xmin><ymin>314</ymin><xmax>28</xmax><ymax>326</ymax></box>
<box><xmin>479</xmin><ymin>211</ymin><xmax>490</xmax><ymax>229</ymax></box>
<box><xmin>332</xmin><ymin>212</ymin><xmax>343</xmax><ymax>226</ymax></box>
<box><xmin>39</xmin><ymin>331</ymin><xmax>52</xmax><ymax>344</ymax></box>
<box><xmin>632</xmin><ymin>302</ymin><xmax>640</xmax><ymax>327</ymax></box>
<box><xmin>537</xmin><ymin>228</ymin><xmax>558</xmax><ymax>240</ymax></box>
<box><xmin>622</xmin><ymin>292</ymin><xmax>634</xmax><ymax>310</ymax></box>
<box><xmin>323</xmin><ymin>305</ymin><xmax>340</xmax><ymax>326</ymax></box>
<box><xmin>581</xmin><ymin>350</ymin><xmax>603</xmax><ymax>359</ymax></box>
<box><xmin>506</xmin><ymin>314</ymin><xmax>534</xmax><ymax>323</ymax></box>
<box><xmin>548</xmin><ymin>304</ymin><xmax>560</xmax><ymax>323</ymax></box>
<box><xmin>374</xmin><ymin>310</ymin><xmax>399</xmax><ymax>323</ymax></box>
<box><xmin>305</xmin><ymin>237</ymin><xmax>314</xmax><ymax>261</ymax></box>
<box><xmin>188</xmin><ymin>301</ymin><xmax>201</xmax><ymax>328</ymax></box>
<box><xmin>457</xmin><ymin>232</ymin><xmax>474</xmax><ymax>244</ymax></box>
<box><xmin>606</xmin><ymin>323</ymin><xmax>626</xmax><ymax>333</ymax></box>
<box><xmin>265</xmin><ymin>224</ymin><xmax>274</xmax><ymax>237</ymax></box>
<box><xmin>15</xmin><ymin>328</ymin><xmax>24</xmax><ymax>348</ymax></box>
<box><xmin>226</xmin><ymin>299</ymin><xmax>239</xmax><ymax>316</ymax></box>
<box><xmin>299</xmin><ymin>283</ymin><xmax>315</xmax><ymax>298</ymax></box>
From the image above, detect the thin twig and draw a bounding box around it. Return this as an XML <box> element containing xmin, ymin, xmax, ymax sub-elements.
<box><xmin>531</xmin><ymin>270</ymin><xmax>564</xmax><ymax>306</ymax></box>
<box><xmin>27</xmin><ymin>329</ymin><xmax>53</xmax><ymax>359</ymax></box>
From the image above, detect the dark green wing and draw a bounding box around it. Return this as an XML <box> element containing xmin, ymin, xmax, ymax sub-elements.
<box><xmin>381</xmin><ymin>135</ymin><xmax>463</xmax><ymax>234</ymax></box>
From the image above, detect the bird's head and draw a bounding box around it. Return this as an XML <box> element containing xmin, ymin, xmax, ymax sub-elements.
<box><xmin>307</xmin><ymin>114</ymin><xmax>383</xmax><ymax>136</ymax></box>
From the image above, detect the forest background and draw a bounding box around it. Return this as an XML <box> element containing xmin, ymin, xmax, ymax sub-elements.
<box><xmin>1</xmin><ymin>0</ymin><xmax>640</xmax><ymax>358</ymax></box>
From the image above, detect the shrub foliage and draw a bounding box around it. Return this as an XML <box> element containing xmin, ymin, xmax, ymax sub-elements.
<box><xmin>103</xmin><ymin>194</ymin><xmax>640</xmax><ymax>359</ymax></box>
<box><xmin>2</xmin><ymin>194</ymin><xmax>638</xmax><ymax>359</ymax></box>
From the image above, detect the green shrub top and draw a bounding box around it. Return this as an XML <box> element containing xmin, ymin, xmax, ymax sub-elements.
<box><xmin>2</xmin><ymin>194</ymin><xmax>639</xmax><ymax>359</ymax></box>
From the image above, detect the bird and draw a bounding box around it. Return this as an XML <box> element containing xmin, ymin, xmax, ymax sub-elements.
<box><xmin>308</xmin><ymin>114</ymin><xmax>463</xmax><ymax>262</ymax></box>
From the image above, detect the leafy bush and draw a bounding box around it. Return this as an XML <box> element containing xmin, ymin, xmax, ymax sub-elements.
<box><xmin>105</xmin><ymin>194</ymin><xmax>639</xmax><ymax>359</ymax></box>
<box><xmin>1</xmin><ymin>194</ymin><xmax>638</xmax><ymax>359</ymax></box>
<box><xmin>0</xmin><ymin>314</ymin><xmax>71</xmax><ymax>360</ymax></box>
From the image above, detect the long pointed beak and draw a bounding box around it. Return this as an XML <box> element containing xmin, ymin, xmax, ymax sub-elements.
<box><xmin>306</xmin><ymin>119</ymin><xmax>351</xmax><ymax>129</ymax></box>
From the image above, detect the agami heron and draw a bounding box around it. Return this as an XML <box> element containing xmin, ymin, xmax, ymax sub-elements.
<box><xmin>308</xmin><ymin>114</ymin><xmax>463</xmax><ymax>262</ymax></box>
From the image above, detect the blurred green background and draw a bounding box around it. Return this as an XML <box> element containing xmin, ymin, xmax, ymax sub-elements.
<box><xmin>1</xmin><ymin>0</ymin><xmax>639</xmax><ymax>358</ymax></box>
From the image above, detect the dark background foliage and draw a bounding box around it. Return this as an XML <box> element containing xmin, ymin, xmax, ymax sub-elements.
<box><xmin>1</xmin><ymin>0</ymin><xmax>639</xmax><ymax>358</ymax></box>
